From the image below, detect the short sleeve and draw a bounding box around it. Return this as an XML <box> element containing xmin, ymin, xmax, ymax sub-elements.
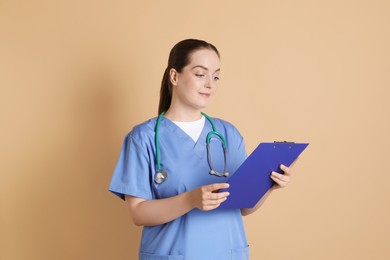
<box><xmin>215</xmin><ymin>118</ymin><xmax>248</xmax><ymax>173</ymax></box>
<box><xmin>231</xmin><ymin>126</ymin><xmax>248</xmax><ymax>173</ymax></box>
<box><xmin>236</xmin><ymin>134</ymin><xmax>247</xmax><ymax>166</ymax></box>
<box><xmin>109</xmin><ymin>133</ymin><xmax>153</xmax><ymax>201</ymax></box>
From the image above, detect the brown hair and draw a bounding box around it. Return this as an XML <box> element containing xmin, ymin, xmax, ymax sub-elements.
<box><xmin>158</xmin><ymin>39</ymin><xmax>220</xmax><ymax>115</ymax></box>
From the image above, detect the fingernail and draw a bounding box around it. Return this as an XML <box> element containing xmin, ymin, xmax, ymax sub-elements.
<box><xmin>226</xmin><ymin>192</ymin><xmax>230</xmax><ymax>196</ymax></box>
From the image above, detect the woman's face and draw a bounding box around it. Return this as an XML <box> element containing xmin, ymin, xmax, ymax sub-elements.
<box><xmin>170</xmin><ymin>48</ymin><xmax>220</xmax><ymax>112</ymax></box>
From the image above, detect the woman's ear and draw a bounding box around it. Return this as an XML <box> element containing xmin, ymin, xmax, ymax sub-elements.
<box><xmin>169</xmin><ymin>68</ymin><xmax>178</xmax><ymax>86</ymax></box>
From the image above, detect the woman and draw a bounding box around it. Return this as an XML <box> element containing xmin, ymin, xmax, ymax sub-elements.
<box><xmin>109</xmin><ymin>39</ymin><xmax>293</xmax><ymax>260</ymax></box>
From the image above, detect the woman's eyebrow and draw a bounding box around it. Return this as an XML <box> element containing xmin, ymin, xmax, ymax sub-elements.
<box><xmin>191</xmin><ymin>65</ymin><xmax>220</xmax><ymax>73</ymax></box>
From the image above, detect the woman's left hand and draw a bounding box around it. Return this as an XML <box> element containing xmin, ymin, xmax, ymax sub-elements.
<box><xmin>241</xmin><ymin>162</ymin><xmax>297</xmax><ymax>216</ymax></box>
<box><xmin>270</xmin><ymin>164</ymin><xmax>293</xmax><ymax>190</ymax></box>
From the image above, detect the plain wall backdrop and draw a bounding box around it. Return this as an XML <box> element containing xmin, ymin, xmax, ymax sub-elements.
<box><xmin>1</xmin><ymin>0</ymin><xmax>389</xmax><ymax>259</ymax></box>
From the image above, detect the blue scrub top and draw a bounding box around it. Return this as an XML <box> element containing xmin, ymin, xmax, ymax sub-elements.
<box><xmin>109</xmin><ymin>116</ymin><xmax>249</xmax><ymax>260</ymax></box>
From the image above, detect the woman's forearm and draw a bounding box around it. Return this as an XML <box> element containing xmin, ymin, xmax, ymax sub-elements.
<box><xmin>126</xmin><ymin>192</ymin><xmax>194</xmax><ymax>226</ymax></box>
<box><xmin>241</xmin><ymin>188</ymin><xmax>273</xmax><ymax>216</ymax></box>
<box><xmin>125</xmin><ymin>183</ymin><xmax>229</xmax><ymax>226</ymax></box>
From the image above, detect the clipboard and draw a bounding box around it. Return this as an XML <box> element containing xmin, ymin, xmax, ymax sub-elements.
<box><xmin>219</xmin><ymin>142</ymin><xmax>309</xmax><ymax>209</ymax></box>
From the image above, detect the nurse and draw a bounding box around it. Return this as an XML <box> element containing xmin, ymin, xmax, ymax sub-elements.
<box><xmin>109</xmin><ymin>39</ymin><xmax>293</xmax><ymax>260</ymax></box>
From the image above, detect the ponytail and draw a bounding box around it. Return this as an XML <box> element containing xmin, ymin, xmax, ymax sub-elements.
<box><xmin>158</xmin><ymin>68</ymin><xmax>171</xmax><ymax>115</ymax></box>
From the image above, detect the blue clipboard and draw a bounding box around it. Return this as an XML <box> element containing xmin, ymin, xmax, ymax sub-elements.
<box><xmin>219</xmin><ymin>142</ymin><xmax>309</xmax><ymax>209</ymax></box>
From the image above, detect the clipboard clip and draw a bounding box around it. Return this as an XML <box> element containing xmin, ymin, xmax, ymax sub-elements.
<box><xmin>274</xmin><ymin>141</ymin><xmax>295</xmax><ymax>144</ymax></box>
<box><xmin>273</xmin><ymin>141</ymin><xmax>295</xmax><ymax>149</ymax></box>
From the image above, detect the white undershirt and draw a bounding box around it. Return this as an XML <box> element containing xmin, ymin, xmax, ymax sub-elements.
<box><xmin>172</xmin><ymin>116</ymin><xmax>205</xmax><ymax>142</ymax></box>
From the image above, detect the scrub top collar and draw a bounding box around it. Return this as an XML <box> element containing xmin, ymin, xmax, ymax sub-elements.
<box><xmin>159</xmin><ymin>115</ymin><xmax>214</xmax><ymax>158</ymax></box>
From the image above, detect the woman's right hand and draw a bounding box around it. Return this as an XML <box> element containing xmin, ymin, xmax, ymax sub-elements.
<box><xmin>188</xmin><ymin>183</ymin><xmax>230</xmax><ymax>211</ymax></box>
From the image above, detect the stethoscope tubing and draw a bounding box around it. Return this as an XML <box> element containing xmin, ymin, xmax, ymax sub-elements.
<box><xmin>154</xmin><ymin>112</ymin><xmax>229</xmax><ymax>183</ymax></box>
<box><xmin>155</xmin><ymin>111</ymin><xmax>165</xmax><ymax>173</ymax></box>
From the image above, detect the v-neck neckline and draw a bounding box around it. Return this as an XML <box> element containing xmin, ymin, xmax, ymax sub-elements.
<box><xmin>161</xmin><ymin>116</ymin><xmax>212</xmax><ymax>158</ymax></box>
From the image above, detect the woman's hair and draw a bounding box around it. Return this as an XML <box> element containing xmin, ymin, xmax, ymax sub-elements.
<box><xmin>158</xmin><ymin>39</ymin><xmax>220</xmax><ymax>115</ymax></box>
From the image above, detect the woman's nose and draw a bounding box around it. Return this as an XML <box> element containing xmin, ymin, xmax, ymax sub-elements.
<box><xmin>204</xmin><ymin>75</ymin><xmax>212</xmax><ymax>88</ymax></box>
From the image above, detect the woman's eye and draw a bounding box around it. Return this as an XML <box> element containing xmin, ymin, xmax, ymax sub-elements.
<box><xmin>214</xmin><ymin>76</ymin><xmax>220</xmax><ymax>81</ymax></box>
<box><xmin>195</xmin><ymin>74</ymin><xmax>205</xmax><ymax>77</ymax></box>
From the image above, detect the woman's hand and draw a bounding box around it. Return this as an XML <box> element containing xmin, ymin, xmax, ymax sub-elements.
<box><xmin>242</xmin><ymin>161</ymin><xmax>298</xmax><ymax>216</ymax></box>
<box><xmin>270</xmin><ymin>164</ymin><xmax>293</xmax><ymax>190</ymax></box>
<box><xmin>188</xmin><ymin>183</ymin><xmax>230</xmax><ymax>211</ymax></box>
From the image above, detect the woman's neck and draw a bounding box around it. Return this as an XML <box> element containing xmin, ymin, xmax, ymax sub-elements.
<box><xmin>164</xmin><ymin>107</ymin><xmax>203</xmax><ymax>122</ymax></box>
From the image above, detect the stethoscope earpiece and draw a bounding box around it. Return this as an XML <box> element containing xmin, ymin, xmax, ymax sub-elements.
<box><xmin>209</xmin><ymin>170</ymin><xmax>229</xmax><ymax>177</ymax></box>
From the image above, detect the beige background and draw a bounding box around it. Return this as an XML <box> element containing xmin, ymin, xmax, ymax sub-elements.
<box><xmin>1</xmin><ymin>0</ymin><xmax>389</xmax><ymax>259</ymax></box>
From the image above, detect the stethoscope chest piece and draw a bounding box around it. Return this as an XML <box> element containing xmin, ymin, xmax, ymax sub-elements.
<box><xmin>154</xmin><ymin>170</ymin><xmax>167</xmax><ymax>184</ymax></box>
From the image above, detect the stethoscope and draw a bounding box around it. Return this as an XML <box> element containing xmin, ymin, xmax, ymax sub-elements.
<box><xmin>154</xmin><ymin>112</ymin><xmax>229</xmax><ymax>184</ymax></box>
